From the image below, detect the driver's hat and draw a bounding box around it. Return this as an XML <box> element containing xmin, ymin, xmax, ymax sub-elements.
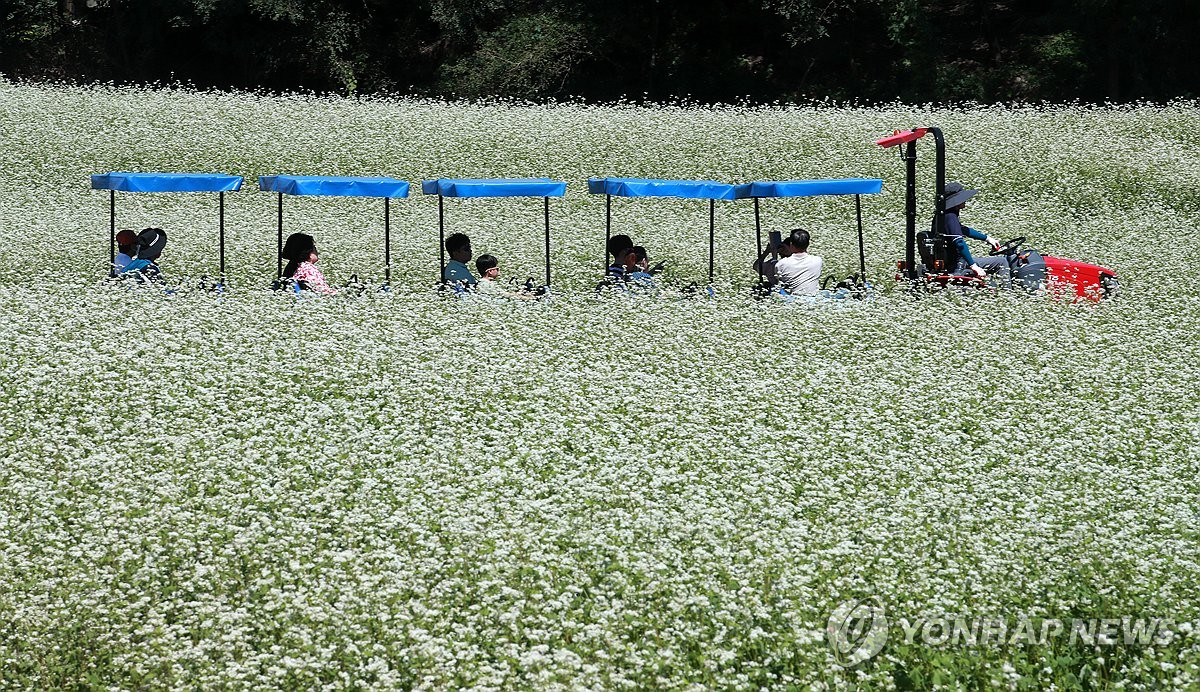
<box><xmin>944</xmin><ymin>181</ymin><xmax>978</xmax><ymax>208</ymax></box>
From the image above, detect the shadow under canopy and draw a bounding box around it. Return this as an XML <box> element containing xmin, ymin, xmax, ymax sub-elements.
<box><xmin>421</xmin><ymin>178</ymin><xmax>567</xmax><ymax>288</ymax></box>
<box><xmin>587</xmin><ymin>177</ymin><xmax>738</xmax><ymax>286</ymax></box>
<box><xmin>732</xmin><ymin>178</ymin><xmax>884</xmax><ymax>284</ymax></box>
<box><xmin>90</xmin><ymin>172</ymin><xmax>244</xmax><ymax>283</ymax></box>
<box><xmin>259</xmin><ymin>175</ymin><xmax>411</xmax><ymax>287</ymax></box>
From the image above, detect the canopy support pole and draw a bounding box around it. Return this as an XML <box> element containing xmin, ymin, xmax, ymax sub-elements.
<box><xmin>604</xmin><ymin>194</ymin><xmax>611</xmax><ymax>272</ymax></box>
<box><xmin>438</xmin><ymin>194</ymin><xmax>446</xmax><ymax>284</ymax></box>
<box><xmin>543</xmin><ymin>196</ymin><xmax>551</xmax><ymax>287</ymax></box>
<box><xmin>708</xmin><ymin>199</ymin><xmax>715</xmax><ymax>285</ymax></box>
<box><xmin>219</xmin><ymin>191</ymin><xmax>226</xmax><ymax>285</ymax></box>
<box><xmin>753</xmin><ymin>197</ymin><xmax>763</xmax><ymax>282</ymax></box>
<box><xmin>108</xmin><ymin>190</ymin><xmax>116</xmax><ymax>276</ymax></box>
<box><xmin>856</xmin><ymin>193</ymin><xmax>866</xmax><ymax>282</ymax></box>
<box><xmin>276</xmin><ymin>192</ymin><xmax>284</xmax><ymax>279</ymax></box>
<box><xmin>384</xmin><ymin>197</ymin><xmax>391</xmax><ymax>287</ymax></box>
<box><xmin>904</xmin><ymin>140</ymin><xmax>917</xmax><ymax>279</ymax></box>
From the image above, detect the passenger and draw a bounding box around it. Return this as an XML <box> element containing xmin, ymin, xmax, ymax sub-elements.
<box><xmin>775</xmin><ymin>229</ymin><xmax>822</xmax><ymax>296</ymax></box>
<box><xmin>282</xmin><ymin>232</ymin><xmax>337</xmax><ymax>295</ymax></box>
<box><xmin>753</xmin><ymin>232</ymin><xmax>794</xmax><ymax>287</ymax></box>
<box><xmin>475</xmin><ymin>254</ymin><xmax>502</xmax><ymax>293</ymax></box>
<box><xmin>121</xmin><ymin>227</ymin><xmax>167</xmax><ymax>282</ymax></box>
<box><xmin>476</xmin><ymin>254</ymin><xmax>537</xmax><ymax>299</ymax></box>
<box><xmin>624</xmin><ymin>245</ymin><xmax>657</xmax><ymax>287</ymax></box>
<box><xmin>941</xmin><ymin>181</ymin><xmax>1007</xmax><ymax>284</ymax></box>
<box><xmin>114</xmin><ymin>229</ymin><xmax>137</xmax><ymax>273</ymax></box>
<box><xmin>606</xmin><ymin>234</ymin><xmax>634</xmax><ymax>279</ymax></box>
<box><xmin>443</xmin><ymin>232</ymin><xmax>477</xmax><ymax>287</ymax></box>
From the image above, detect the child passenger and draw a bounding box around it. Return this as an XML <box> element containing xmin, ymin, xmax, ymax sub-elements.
<box><xmin>282</xmin><ymin>232</ymin><xmax>337</xmax><ymax>295</ymax></box>
<box><xmin>114</xmin><ymin>229</ymin><xmax>137</xmax><ymax>272</ymax></box>
<box><xmin>475</xmin><ymin>254</ymin><xmax>536</xmax><ymax>299</ymax></box>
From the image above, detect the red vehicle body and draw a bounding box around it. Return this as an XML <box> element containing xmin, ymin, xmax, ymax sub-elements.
<box><xmin>877</xmin><ymin>127</ymin><xmax>1117</xmax><ymax>301</ymax></box>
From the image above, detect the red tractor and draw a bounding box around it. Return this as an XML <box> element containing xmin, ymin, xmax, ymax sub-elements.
<box><xmin>876</xmin><ymin>127</ymin><xmax>1118</xmax><ymax>300</ymax></box>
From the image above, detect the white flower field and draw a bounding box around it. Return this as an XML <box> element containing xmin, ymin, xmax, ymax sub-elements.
<box><xmin>1</xmin><ymin>79</ymin><xmax>1199</xmax><ymax>688</ymax></box>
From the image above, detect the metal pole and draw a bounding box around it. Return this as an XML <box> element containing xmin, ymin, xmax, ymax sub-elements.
<box><xmin>754</xmin><ymin>197</ymin><xmax>763</xmax><ymax>281</ymax></box>
<box><xmin>708</xmin><ymin>199</ymin><xmax>715</xmax><ymax>285</ymax></box>
<box><xmin>277</xmin><ymin>192</ymin><xmax>283</xmax><ymax>279</ymax></box>
<box><xmin>604</xmin><ymin>194</ymin><xmax>611</xmax><ymax>271</ymax></box>
<box><xmin>856</xmin><ymin>193</ymin><xmax>867</xmax><ymax>283</ymax></box>
<box><xmin>384</xmin><ymin>197</ymin><xmax>391</xmax><ymax>286</ymax></box>
<box><xmin>219</xmin><ymin>191</ymin><xmax>226</xmax><ymax>285</ymax></box>
<box><xmin>109</xmin><ymin>190</ymin><xmax>116</xmax><ymax>276</ymax></box>
<box><xmin>438</xmin><ymin>194</ymin><xmax>446</xmax><ymax>284</ymax></box>
<box><xmin>904</xmin><ymin>140</ymin><xmax>917</xmax><ymax>279</ymax></box>
<box><xmin>543</xmin><ymin>196</ymin><xmax>551</xmax><ymax>287</ymax></box>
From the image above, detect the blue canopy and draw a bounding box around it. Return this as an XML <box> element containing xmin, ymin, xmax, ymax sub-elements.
<box><xmin>422</xmin><ymin>178</ymin><xmax>567</xmax><ymax>198</ymax></box>
<box><xmin>259</xmin><ymin>175</ymin><xmax>410</xmax><ymax>198</ymax></box>
<box><xmin>91</xmin><ymin>172</ymin><xmax>243</xmax><ymax>193</ymax></box>
<box><xmin>588</xmin><ymin>177</ymin><xmax>737</xmax><ymax>201</ymax></box>
<box><xmin>733</xmin><ymin>178</ymin><xmax>883</xmax><ymax>199</ymax></box>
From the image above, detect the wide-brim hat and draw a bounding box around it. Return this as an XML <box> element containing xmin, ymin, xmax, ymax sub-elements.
<box><xmin>135</xmin><ymin>227</ymin><xmax>167</xmax><ymax>260</ymax></box>
<box><xmin>944</xmin><ymin>181</ymin><xmax>978</xmax><ymax>209</ymax></box>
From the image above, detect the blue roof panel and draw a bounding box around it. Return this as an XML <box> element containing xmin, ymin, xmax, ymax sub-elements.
<box><xmin>733</xmin><ymin>178</ymin><xmax>883</xmax><ymax>199</ymax></box>
<box><xmin>587</xmin><ymin>177</ymin><xmax>737</xmax><ymax>200</ymax></box>
<box><xmin>259</xmin><ymin>175</ymin><xmax>410</xmax><ymax>198</ymax></box>
<box><xmin>91</xmin><ymin>172</ymin><xmax>244</xmax><ymax>193</ymax></box>
<box><xmin>421</xmin><ymin>178</ymin><xmax>567</xmax><ymax>197</ymax></box>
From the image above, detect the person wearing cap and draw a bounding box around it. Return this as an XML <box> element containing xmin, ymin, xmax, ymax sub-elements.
<box><xmin>113</xmin><ymin>229</ymin><xmax>138</xmax><ymax>273</ymax></box>
<box><xmin>941</xmin><ymin>182</ymin><xmax>1008</xmax><ymax>284</ymax></box>
<box><xmin>775</xmin><ymin>229</ymin><xmax>823</xmax><ymax>296</ymax></box>
<box><xmin>443</xmin><ymin>233</ymin><xmax>477</xmax><ymax>287</ymax></box>
<box><xmin>120</xmin><ymin>227</ymin><xmax>167</xmax><ymax>282</ymax></box>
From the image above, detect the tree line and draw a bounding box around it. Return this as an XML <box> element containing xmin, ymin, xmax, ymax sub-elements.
<box><xmin>2</xmin><ymin>0</ymin><xmax>1197</xmax><ymax>103</ymax></box>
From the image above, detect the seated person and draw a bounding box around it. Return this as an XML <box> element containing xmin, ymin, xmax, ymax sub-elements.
<box><xmin>475</xmin><ymin>253</ymin><xmax>503</xmax><ymax>293</ymax></box>
<box><xmin>623</xmin><ymin>245</ymin><xmax>657</xmax><ymax>286</ymax></box>
<box><xmin>443</xmin><ymin>233</ymin><xmax>477</xmax><ymax>287</ymax></box>
<box><xmin>121</xmin><ymin>227</ymin><xmax>167</xmax><ymax>282</ymax></box>
<box><xmin>941</xmin><ymin>181</ymin><xmax>1006</xmax><ymax>283</ymax></box>
<box><xmin>753</xmin><ymin>232</ymin><xmax>794</xmax><ymax>287</ymax></box>
<box><xmin>475</xmin><ymin>254</ymin><xmax>537</xmax><ymax>299</ymax></box>
<box><xmin>775</xmin><ymin>229</ymin><xmax>822</xmax><ymax>296</ymax></box>
<box><xmin>114</xmin><ymin>229</ymin><xmax>137</xmax><ymax>273</ymax></box>
<box><xmin>606</xmin><ymin>234</ymin><xmax>634</xmax><ymax>279</ymax></box>
<box><xmin>281</xmin><ymin>232</ymin><xmax>337</xmax><ymax>295</ymax></box>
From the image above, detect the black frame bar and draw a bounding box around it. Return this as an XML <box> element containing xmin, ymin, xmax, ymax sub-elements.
<box><xmin>109</xmin><ymin>190</ymin><xmax>116</xmax><ymax>275</ymax></box>
<box><xmin>276</xmin><ymin>192</ymin><xmax>284</xmax><ymax>279</ymax></box>
<box><xmin>384</xmin><ymin>197</ymin><xmax>391</xmax><ymax>286</ymax></box>
<box><xmin>438</xmin><ymin>194</ymin><xmax>446</xmax><ymax>282</ymax></box>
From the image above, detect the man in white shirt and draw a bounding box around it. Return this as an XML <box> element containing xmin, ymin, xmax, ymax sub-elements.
<box><xmin>774</xmin><ymin>229</ymin><xmax>823</xmax><ymax>295</ymax></box>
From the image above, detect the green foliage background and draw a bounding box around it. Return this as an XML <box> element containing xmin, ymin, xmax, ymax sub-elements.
<box><xmin>2</xmin><ymin>0</ymin><xmax>1198</xmax><ymax>103</ymax></box>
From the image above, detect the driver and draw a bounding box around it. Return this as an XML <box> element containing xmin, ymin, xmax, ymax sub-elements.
<box><xmin>942</xmin><ymin>182</ymin><xmax>1010</xmax><ymax>285</ymax></box>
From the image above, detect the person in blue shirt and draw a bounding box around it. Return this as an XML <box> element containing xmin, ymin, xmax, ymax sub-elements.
<box><xmin>121</xmin><ymin>227</ymin><xmax>167</xmax><ymax>283</ymax></box>
<box><xmin>113</xmin><ymin>229</ymin><xmax>137</xmax><ymax>274</ymax></box>
<box><xmin>443</xmin><ymin>232</ymin><xmax>477</xmax><ymax>287</ymax></box>
<box><xmin>942</xmin><ymin>182</ymin><xmax>1009</xmax><ymax>284</ymax></box>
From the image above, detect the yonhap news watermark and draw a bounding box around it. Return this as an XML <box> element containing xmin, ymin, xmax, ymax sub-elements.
<box><xmin>827</xmin><ymin>597</ymin><xmax>1178</xmax><ymax>666</ymax></box>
